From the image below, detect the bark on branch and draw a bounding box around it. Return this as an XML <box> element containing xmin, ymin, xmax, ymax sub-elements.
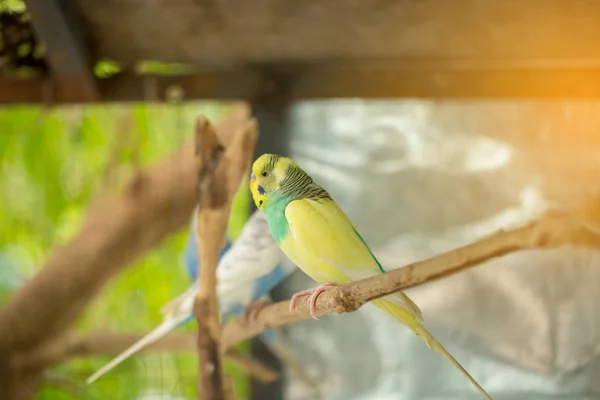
<box><xmin>193</xmin><ymin>115</ymin><xmax>259</xmax><ymax>400</ymax></box>
<box><xmin>221</xmin><ymin>208</ymin><xmax>600</xmax><ymax>350</ymax></box>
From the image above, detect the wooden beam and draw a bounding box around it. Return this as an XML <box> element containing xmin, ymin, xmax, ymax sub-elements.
<box><xmin>73</xmin><ymin>0</ymin><xmax>600</xmax><ymax>66</ymax></box>
<box><xmin>3</xmin><ymin>62</ymin><xmax>600</xmax><ymax>104</ymax></box>
<box><xmin>289</xmin><ymin>63</ymin><xmax>600</xmax><ymax>100</ymax></box>
<box><xmin>23</xmin><ymin>0</ymin><xmax>99</xmax><ymax>102</ymax></box>
<box><xmin>101</xmin><ymin>70</ymin><xmax>263</xmax><ymax>102</ymax></box>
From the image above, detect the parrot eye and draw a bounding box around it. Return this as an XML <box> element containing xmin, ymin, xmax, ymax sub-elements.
<box><xmin>261</xmin><ymin>171</ymin><xmax>268</xmax><ymax>177</ymax></box>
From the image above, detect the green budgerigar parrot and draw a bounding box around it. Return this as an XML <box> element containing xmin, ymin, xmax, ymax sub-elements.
<box><xmin>249</xmin><ymin>153</ymin><xmax>492</xmax><ymax>400</ymax></box>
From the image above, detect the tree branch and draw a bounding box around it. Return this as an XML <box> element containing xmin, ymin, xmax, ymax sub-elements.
<box><xmin>0</xmin><ymin>104</ymin><xmax>252</xmax><ymax>399</ymax></box>
<box><xmin>0</xmin><ymin>103</ymin><xmax>251</xmax><ymax>353</ymax></box>
<box><xmin>13</xmin><ymin>332</ymin><xmax>196</xmax><ymax>369</ymax></box>
<box><xmin>193</xmin><ymin>115</ymin><xmax>259</xmax><ymax>400</ymax></box>
<box><xmin>221</xmin><ymin>209</ymin><xmax>600</xmax><ymax>350</ymax></box>
<box><xmin>223</xmin><ymin>350</ymin><xmax>279</xmax><ymax>384</ymax></box>
<box><xmin>14</xmin><ymin>331</ymin><xmax>278</xmax><ymax>383</ymax></box>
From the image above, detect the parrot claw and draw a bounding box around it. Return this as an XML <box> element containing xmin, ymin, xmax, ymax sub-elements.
<box><xmin>289</xmin><ymin>283</ymin><xmax>337</xmax><ymax>320</ymax></box>
<box><xmin>242</xmin><ymin>299</ymin><xmax>271</xmax><ymax>321</ymax></box>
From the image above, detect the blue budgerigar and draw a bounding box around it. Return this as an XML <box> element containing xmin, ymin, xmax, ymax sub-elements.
<box><xmin>86</xmin><ymin>208</ymin><xmax>295</xmax><ymax>384</ymax></box>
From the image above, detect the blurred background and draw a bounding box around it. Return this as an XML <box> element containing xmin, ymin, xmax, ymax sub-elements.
<box><xmin>2</xmin><ymin>0</ymin><xmax>600</xmax><ymax>399</ymax></box>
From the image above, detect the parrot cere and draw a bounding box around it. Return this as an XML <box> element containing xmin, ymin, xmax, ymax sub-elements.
<box><xmin>249</xmin><ymin>153</ymin><xmax>492</xmax><ymax>400</ymax></box>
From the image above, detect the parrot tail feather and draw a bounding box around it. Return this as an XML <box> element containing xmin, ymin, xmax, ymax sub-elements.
<box><xmin>372</xmin><ymin>299</ymin><xmax>492</xmax><ymax>400</ymax></box>
<box><xmin>160</xmin><ymin>285</ymin><xmax>196</xmax><ymax>315</ymax></box>
<box><xmin>86</xmin><ymin>318</ymin><xmax>182</xmax><ymax>384</ymax></box>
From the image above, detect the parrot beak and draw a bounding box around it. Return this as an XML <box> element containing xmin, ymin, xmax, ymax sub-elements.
<box><xmin>250</xmin><ymin>172</ymin><xmax>256</xmax><ymax>182</ymax></box>
<box><xmin>249</xmin><ymin>172</ymin><xmax>257</xmax><ymax>191</ymax></box>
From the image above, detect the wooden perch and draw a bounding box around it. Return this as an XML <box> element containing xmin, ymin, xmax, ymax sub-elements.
<box><xmin>0</xmin><ymin>104</ymin><xmax>252</xmax><ymax>399</ymax></box>
<box><xmin>193</xmin><ymin>115</ymin><xmax>259</xmax><ymax>400</ymax></box>
<box><xmin>220</xmin><ymin>209</ymin><xmax>600</xmax><ymax>350</ymax></box>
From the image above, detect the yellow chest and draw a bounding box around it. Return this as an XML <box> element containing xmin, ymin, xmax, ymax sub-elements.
<box><xmin>279</xmin><ymin>233</ymin><xmax>352</xmax><ymax>285</ymax></box>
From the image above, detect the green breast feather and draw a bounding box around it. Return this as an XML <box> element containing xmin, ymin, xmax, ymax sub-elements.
<box><xmin>263</xmin><ymin>194</ymin><xmax>293</xmax><ymax>244</ymax></box>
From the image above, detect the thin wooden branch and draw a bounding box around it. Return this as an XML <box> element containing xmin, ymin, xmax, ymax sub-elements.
<box><xmin>221</xmin><ymin>209</ymin><xmax>600</xmax><ymax>350</ymax></box>
<box><xmin>193</xmin><ymin>115</ymin><xmax>259</xmax><ymax>400</ymax></box>
<box><xmin>194</xmin><ymin>117</ymin><xmax>226</xmax><ymax>400</ymax></box>
<box><xmin>13</xmin><ymin>332</ymin><xmax>196</xmax><ymax>369</ymax></box>
<box><xmin>0</xmin><ymin>103</ymin><xmax>251</xmax><ymax>354</ymax></box>
<box><xmin>14</xmin><ymin>331</ymin><xmax>278</xmax><ymax>383</ymax></box>
<box><xmin>223</xmin><ymin>351</ymin><xmax>279</xmax><ymax>383</ymax></box>
<box><xmin>0</xmin><ymin>104</ymin><xmax>251</xmax><ymax>399</ymax></box>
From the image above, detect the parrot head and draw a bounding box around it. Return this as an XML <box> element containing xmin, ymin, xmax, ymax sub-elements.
<box><xmin>250</xmin><ymin>153</ymin><xmax>295</xmax><ymax>210</ymax></box>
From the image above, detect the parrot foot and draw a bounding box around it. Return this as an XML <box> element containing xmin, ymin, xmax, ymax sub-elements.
<box><xmin>242</xmin><ymin>299</ymin><xmax>271</xmax><ymax>321</ymax></box>
<box><xmin>289</xmin><ymin>283</ymin><xmax>337</xmax><ymax>320</ymax></box>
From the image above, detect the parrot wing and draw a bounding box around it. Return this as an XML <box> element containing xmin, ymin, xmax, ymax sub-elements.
<box><xmin>87</xmin><ymin>212</ymin><xmax>292</xmax><ymax>385</ymax></box>
<box><xmin>285</xmin><ymin>198</ymin><xmax>423</xmax><ymax>321</ymax></box>
<box><xmin>217</xmin><ymin>211</ymin><xmax>286</xmax><ymax>287</ymax></box>
<box><xmin>171</xmin><ymin>211</ymin><xmax>290</xmax><ymax>317</ymax></box>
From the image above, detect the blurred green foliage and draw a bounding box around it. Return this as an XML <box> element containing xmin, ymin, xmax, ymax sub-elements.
<box><xmin>0</xmin><ymin>102</ymin><xmax>252</xmax><ymax>400</ymax></box>
<box><xmin>0</xmin><ymin>0</ymin><xmax>25</xmax><ymax>13</ymax></box>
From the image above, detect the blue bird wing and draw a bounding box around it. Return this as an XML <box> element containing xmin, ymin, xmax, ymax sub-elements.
<box><xmin>217</xmin><ymin>211</ymin><xmax>294</xmax><ymax>314</ymax></box>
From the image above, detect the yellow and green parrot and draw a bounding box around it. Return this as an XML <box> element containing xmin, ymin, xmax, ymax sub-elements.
<box><xmin>249</xmin><ymin>153</ymin><xmax>492</xmax><ymax>400</ymax></box>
